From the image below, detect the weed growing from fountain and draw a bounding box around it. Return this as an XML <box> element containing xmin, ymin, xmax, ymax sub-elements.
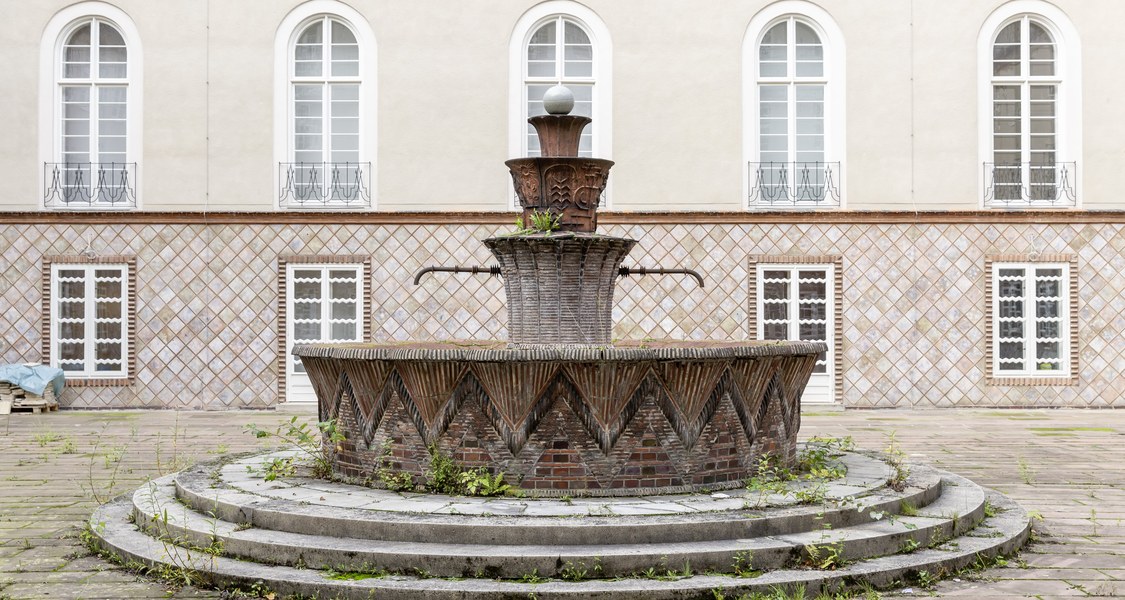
<box><xmin>424</xmin><ymin>445</ymin><xmax>513</xmax><ymax>497</ymax></box>
<box><xmin>244</xmin><ymin>416</ymin><xmax>343</xmax><ymax>479</ymax></box>
<box><xmin>511</xmin><ymin>209</ymin><xmax>562</xmax><ymax>235</ymax></box>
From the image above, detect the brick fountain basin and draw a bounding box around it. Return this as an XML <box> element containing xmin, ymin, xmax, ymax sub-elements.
<box><xmin>294</xmin><ymin>339</ymin><xmax>822</xmax><ymax>495</ymax></box>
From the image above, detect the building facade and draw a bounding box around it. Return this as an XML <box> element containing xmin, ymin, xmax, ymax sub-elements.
<box><xmin>0</xmin><ymin>0</ymin><xmax>1121</xmax><ymax>409</ymax></box>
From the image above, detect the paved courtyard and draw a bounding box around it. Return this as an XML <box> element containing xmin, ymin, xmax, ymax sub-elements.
<box><xmin>0</xmin><ymin>406</ymin><xmax>1121</xmax><ymax>599</ymax></box>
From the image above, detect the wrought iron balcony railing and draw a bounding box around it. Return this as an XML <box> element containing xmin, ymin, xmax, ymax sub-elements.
<box><xmin>279</xmin><ymin>162</ymin><xmax>371</xmax><ymax>209</ymax></box>
<box><xmin>983</xmin><ymin>161</ymin><xmax>1076</xmax><ymax>208</ymax></box>
<box><xmin>43</xmin><ymin>162</ymin><xmax>137</xmax><ymax>209</ymax></box>
<box><xmin>747</xmin><ymin>161</ymin><xmax>841</xmax><ymax>208</ymax></box>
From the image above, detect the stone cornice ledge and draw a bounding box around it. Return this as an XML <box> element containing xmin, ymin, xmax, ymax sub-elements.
<box><xmin>0</xmin><ymin>210</ymin><xmax>1122</xmax><ymax>225</ymax></box>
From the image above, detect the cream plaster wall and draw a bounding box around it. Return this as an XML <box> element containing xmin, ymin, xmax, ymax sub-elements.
<box><xmin>0</xmin><ymin>0</ymin><xmax>1122</xmax><ymax>212</ymax></box>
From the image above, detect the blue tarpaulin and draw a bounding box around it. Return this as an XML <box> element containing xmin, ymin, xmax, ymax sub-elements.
<box><xmin>0</xmin><ymin>364</ymin><xmax>65</xmax><ymax>397</ymax></box>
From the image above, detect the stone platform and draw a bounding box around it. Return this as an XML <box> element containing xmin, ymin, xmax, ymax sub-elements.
<box><xmin>89</xmin><ymin>446</ymin><xmax>1031</xmax><ymax>599</ymax></box>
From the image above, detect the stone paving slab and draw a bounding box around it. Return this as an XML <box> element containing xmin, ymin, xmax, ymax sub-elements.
<box><xmin>0</xmin><ymin>407</ymin><xmax>1122</xmax><ymax>598</ymax></box>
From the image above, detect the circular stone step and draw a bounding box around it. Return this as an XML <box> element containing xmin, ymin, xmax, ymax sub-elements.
<box><xmin>90</xmin><ymin>486</ymin><xmax>1031</xmax><ymax>600</ymax></box>
<box><xmin>133</xmin><ymin>474</ymin><xmax>985</xmax><ymax>578</ymax></box>
<box><xmin>173</xmin><ymin>449</ymin><xmax>940</xmax><ymax>546</ymax></box>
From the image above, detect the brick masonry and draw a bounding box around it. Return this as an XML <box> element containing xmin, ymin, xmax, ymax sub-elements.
<box><xmin>0</xmin><ymin>219</ymin><xmax>1121</xmax><ymax>408</ymax></box>
<box><xmin>311</xmin><ymin>350</ymin><xmax>809</xmax><ymax>494</ymax></box>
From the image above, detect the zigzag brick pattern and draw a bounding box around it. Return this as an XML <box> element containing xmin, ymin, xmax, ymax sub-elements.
<box><xmin>299</xmin><ymin>342</ymin><xmax>818</xmax><ymax>495</ymax></box>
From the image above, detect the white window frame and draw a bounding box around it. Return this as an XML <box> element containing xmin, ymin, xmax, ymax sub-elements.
<box><xmin>990</xmin><ymin>261</ymin><xmax>1070</xmax><ymax>379</ymax></box>
<box><xmin>755</xmin><ymin>263</ymin><xmax>835</xmax><ymax>403</ymax></box>
<box><xmin>39</xmin><ymin>2</ymin><xmax>143</xmax><ymax>210</ymax></box>
<box><xmin>978</xmin><ymin>1</ymin><xmax>1081</xmax><ymax>208</ymax></box>
<box><xmin>274</xmin><ymin>1</ymin><xmax>377</xmax><ymax>210</ymax></box>
<box><xmin>49</xmin><ymin>263</ymin><xmax>130</xmax><ymax>380</ymax></box>
<box><xmin>508</xmin><ymin>1</ymin><xmax>612</xmax><ymax>208</ymax></box>
<box><xmin>743</xmin><ymin>1</ymin><xmax>845</xmax><ymax>209</ymax></box>
<box><xmin>285</xmin><ymin>264</ymin><xmax>365</xmax><ymax>400</ymax></box>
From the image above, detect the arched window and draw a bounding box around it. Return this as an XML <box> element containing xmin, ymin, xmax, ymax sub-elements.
<box><xmin>524</xmin><ymin>16</ymin><xmax>595</xmax><ymax>157</ymax></box>
<box><xmin>509</xmin><ymin>2</ymin><xmax>611</xmax><ymax>204</ymax></box>
<box><xmin>275</xmin><ymin>3</ymin><xmax>375</xmax><ymax>209</ymax></box>
<box><xmin>981</xmin><ymin>4</ymin><xmax>1080</xmax><ymax>208</ymax></box>
<box><xmin>40</xmin><ymin>4</ymin><xmax>141</xmax><ymax>209</ymax></box>
<box><xmin>744</xmin><ymin>2</ymin><xmax>844</xmax><ymax>209</ymax></box>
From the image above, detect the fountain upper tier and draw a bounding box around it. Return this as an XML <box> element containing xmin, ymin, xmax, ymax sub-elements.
<box><xmin>506</xmin><ymin>87</ymin><xmax>613</xmax><ymax>233</ymax></box>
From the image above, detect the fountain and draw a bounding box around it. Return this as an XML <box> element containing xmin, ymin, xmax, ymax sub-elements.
<box><xmin>293</xmin><ymin>85</ymin><xmax>823</xmax><ymax>493</ymax></box>
<box><xmin>90</xmin><ymin>85</ymin><xmax>1031</xmax><ymax>599</ymax></box>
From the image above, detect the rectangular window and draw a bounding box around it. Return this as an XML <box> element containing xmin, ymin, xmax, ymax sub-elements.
<box><xmin>283</xmin><ymin>262</ymin><xmax>366</xmax><ymax>402</ymax></box>
<box><xmin>991</xmin><ymin>262</ymin><xmax>1069</xmax><ymax>378</ymax></box>
<box><xmin>49</xmin><ymin>263</ymin><xmax>130</xmax><ymax>379</ymax></box>
<box><xmin>753</xmin><ymin>261</ymin><xmax>839</xmax><ymax>403</ymax></box>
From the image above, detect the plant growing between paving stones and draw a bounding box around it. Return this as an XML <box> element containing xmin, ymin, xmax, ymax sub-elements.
<box><xmin>156</xmin><ymin>412</ymin><xmax>195</xmax><ymax>475</ymax></box>
<box><xmin>898</xmin><ymin>499</ymin><xmax>918</xmax><ymax>516</ymax></box>
<box><xmin>82</xmin><ymin>422</ymin><xmax>131</xmax><ymax>504</ymax></box>
<box><xmin>517</xmin><ymin>569</ymin><xmax>549</xmax><ymax>584</ymax></box>
<box><xmin>745</xmin><ymin>439</ymin><xmax>850</xmax><ymax>508</ymax></box>
<box><xmin>731</xmin><ymin>549</ymin><xmax>760</xmax><ymax>577</ymax></box>
<box><xmin>883</xmin><ymin>431</ymin><xmax>910</xmax><ymax>491</ymax></box>
<box><xmin>60</xmin><ymin>436</ymin><xmax>78</xmax><ymax>454</ymax></box>
<box><xmin>33</xmin><ymin>429</ymin><xmax>62</xmax><ymax>446</ymax></box>
<box><xmin>711</xmin><ymin>583</ymin><xmax>881</xmax><ymax>600</ymax></box>
<box><xmin>914</xmin><ymin>568</ymin><xmax>938</xmax><ymax>589</ymax></box>
<box><xmin>560</xmin><ymin>557</ymin><xmax>603</xmax><ymax>581</ymax></box>
<box><xmin>800</xmin><ymin>541</ymin><xmax>846</xmax><ymax>570</ymax></box>
<box><xmin>1016</xmin><ymin>455</ymin><xmax>1035</xmax><ymax>484</ymax></box>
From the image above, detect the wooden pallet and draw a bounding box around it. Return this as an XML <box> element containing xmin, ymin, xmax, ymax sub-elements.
<box><xmin>9</xmin><ymin>402</ymin><xmax>59</xmax><ymax>414</ymax></box>
<box><xmin>1</xmin><ymin>381</ymin><xmax>58</xmax><ymax>414</ymax></box>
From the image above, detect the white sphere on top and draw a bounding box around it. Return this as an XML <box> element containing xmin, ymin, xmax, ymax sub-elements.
<box><xmin>542</xmin><ymin>85</ymin><xmax>575</xmax><ymax>115</ymax></box>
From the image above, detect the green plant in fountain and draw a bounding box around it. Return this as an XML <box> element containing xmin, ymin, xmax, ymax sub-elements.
<box><xmin>245</xmin><ymin>416</ymin><xmax>344</xmax><ymax>479</ymax></box>
<box><xmin>460</xmin><ymin>468</ymin><xmax>512</xmax><ymax>496</ymax></box>
<box><xmin>424</xmin><ymin>445</ymin><xmax>514</xmax><ymax>497</ymax></box>
<box><xmin>514</xmin><ymin>209</ymin><xmax>562</xmax><ymax>234</ymax></box>
<box><xmin>374</xmin><ymin>439</ymin><xmax>415</xmax><ymax>492</ymax></box>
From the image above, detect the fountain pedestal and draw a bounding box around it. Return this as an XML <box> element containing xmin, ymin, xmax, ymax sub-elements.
<box><xmin>483</xmin><ymin>233</ymin><xmax>634</xmax><ymax>346</ymax></box>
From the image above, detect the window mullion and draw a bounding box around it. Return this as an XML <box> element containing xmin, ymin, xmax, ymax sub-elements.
<box><xmin>1023</xmin><ymin>268</ymin><xmax>1034</xmax><ymax>374</ymax></box>
<box><xmin>322</xmin><ymin>18</ymin><xmax>331</xmax><ymax>166</ymax></box>
<box><xmin>90</xmin><ymin>19</ymin><xmax>100</xmax><ymax>170</ymax></box>
<box><xmin>51</xmin><ymin>267</ymin><xmax>60</xmax><ymax>372</ymax></box>
<box><xmin>787</xmin><ymin>18</ymin><xmax>797</xmax><ymax>169</ymax></box>
<box><xmin>1020</xmin><ymin>18</ymin><xmax>1031</xmax><ymax>183</ymax></box>
<box><xmin>789</xmin><ymin>268</ymin><xmax>800</xmax><ymax>341</ymax></box>
<box><xmin>555</xmin><ymin>17</ymin><xmax>564</xmax><ymax>84</ymax></box>
<box><xmin>85</xmin><ymin>266</ymin><xmax>96</xmax><ymax>377</ymax></box>
<box><xmin>322</xmin><ymin>266</ymin><xmax>332</xmax><ymax>343</ymax></box>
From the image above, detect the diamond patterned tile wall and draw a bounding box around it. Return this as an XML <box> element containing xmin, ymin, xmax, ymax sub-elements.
<box><xmin>0</xmin><ymin>221</ymin><xmax>1120</xmax><ymax>408</ymax></box>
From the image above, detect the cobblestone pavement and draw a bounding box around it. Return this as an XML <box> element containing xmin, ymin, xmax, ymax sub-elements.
<box><xmin>0</xmin><ymin>406</ymin><xmax>1121</xmax><ymax>599</ymax></box>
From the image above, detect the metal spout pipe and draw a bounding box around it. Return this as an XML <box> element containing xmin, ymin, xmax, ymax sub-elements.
<box><xmin>413</xmin><ymin>265</ymin><xmax>502</xmax><ymax>285</ymax></box>
<box><xmin>618</xmin><ymin>266</ymin><xmax>705</xmax><ymax>288</ymax></box>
